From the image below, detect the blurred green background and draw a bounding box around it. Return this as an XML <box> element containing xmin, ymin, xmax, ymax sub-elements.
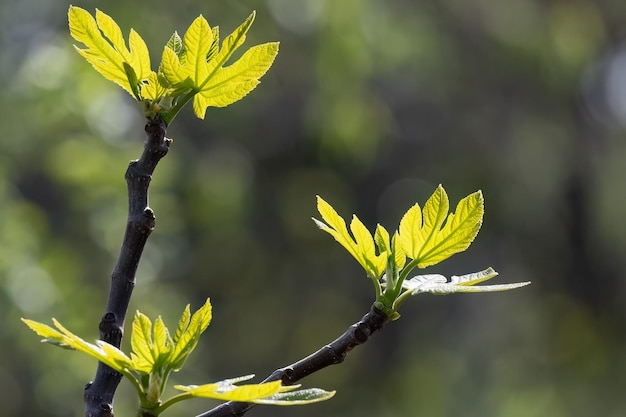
<box><xmin>2</xmin><ymin>0</ymin><xmax>626</xmax><ymax>416</ymax></box>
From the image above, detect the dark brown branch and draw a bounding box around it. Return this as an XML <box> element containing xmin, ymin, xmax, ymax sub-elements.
<box><xmin>84</xmin><ymin>119</ymin><xmax>171</xmax><ymax>417</ymax></box>
<box><xmin>196</xmin><ymin>304</ymin><xmax>389</xmax><ymax>417</ymax></box>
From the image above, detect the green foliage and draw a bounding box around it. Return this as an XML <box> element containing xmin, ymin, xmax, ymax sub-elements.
<box><xmin>68</xmin><ymin>6</ymin><xmax>279</xmax><ymax>124</ymax></box>
<box><xmin>314</xmin><ymin>185</ymin><xmax>530</xmax><ymax>319</ymax></box>
<box><xmin>395</xmin><ymin>267</ymin><xmax>530</xmax><ymax>295</ymax></box>
<box><xmin>22</xmin><ymin>299</ymin><xmax>332</xmax><ymax>416</ymax></box>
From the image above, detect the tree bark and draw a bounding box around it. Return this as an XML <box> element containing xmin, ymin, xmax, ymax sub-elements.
<box><xmin>196</xmin><ymin>304</ymin><xmax>389</xmax><ymax>417</ymax></box>
<box><xmin>84</xmin><ymin>119</ymin><xmax>171</xmax><ymax>417</ymax></box>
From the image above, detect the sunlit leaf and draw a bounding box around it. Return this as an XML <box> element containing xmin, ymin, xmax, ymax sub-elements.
<box><xmin>206</xmin><ymin>26</ymin><xmax>220</xmax><ymax>62</ymax></box>
<box><xmin>131</xmin><ymin>311</ymin><xmax>155</xmax><ymax>373</ymax></box>
<box><xmin>153</xmin><ymin>316</ymin><xmax>172</xmax><ymax>365</ymax></box>
<box><xmin>396</xmin><ymin>267</ymin><xmax>531</xmax><ymax>295</ymax></box>
<box><xmin>253</xmin><ymin>388</ymin><xmax>336</xmax><ymax>405</ymax></box>
<box><xmin>174</xmin><ymin>375</ymin><xmax>282</xmax><ymax>401</ymax></box>
<box><xmin>173</xmin><ymin>304</ymin><xmax>191</xmax><ymax>344</ymax></box>
<box><xmin>194</xmin><ymin>42</ymin><xmax>279</xmax><ymax>112</ymax></box>
<box><xmin>398</xmin><ymin>185</ymin><xmax>484</xmax><ymax>268</ymax></box>
<box><xmin>181</xmin><ymin>15</ymin><xmax>213</xmax><ymax>88</ymax></box>
<box><xmin>21</xmin><ymin>318</ymin><xmax>134</xmax><ymax>374</ymax></box>
<box><xmin>68</xmin><ymin>6</ymin><xmax>151</xmax><ymax>99</ymax></box>
<box><xmin>142</xmin><ymin>71</ymin><xmax>168</xmax><ymax>102</ymax></box>
<box><xmin>159</xmin><ymin>46</ymin><xmax>191</xmax><ymax>88</ymax></box>
<box><xmin>313</xmin><ymin>196</ymin><xmax>385</xmax><ymax>278</ymax></box>
<box><xmin>166</xmin><ymin>31</ymin><xmax>184</xmax><ymax>56</ymax></box>
<box><xmin>169</xmin><ymin>298</ymin><xmax>212</xmax><ymax>371</ymax></box>
<box><xmin>374</xmin><ymin>224</ymin><xmax>390</xmax><ymax>253</ymax></box>
<box><xmin>162</xmin><ymin>11</ymin><xmax>278</xmax><ymax>119</ymax></box>
<box><xmin>391</xmin><ymin>232</ymin><xmax>406</xmax><ymax>270</ymax></box>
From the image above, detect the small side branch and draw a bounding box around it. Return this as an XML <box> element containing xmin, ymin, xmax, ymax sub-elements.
<box><xmin>84</xmin><ymin>119</ymin><xmax>171</xmax><ymax>417</ymax></box>
<box><xmin>196</xmin><ymin>304</ymin><xmax>389</xmax><ymax>417</ymax></box>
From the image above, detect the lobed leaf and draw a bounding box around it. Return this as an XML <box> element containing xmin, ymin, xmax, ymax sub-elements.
<box><xmin>166</xmin><ymin>32</ymin><xmax>184</xmax><ymax>56</ymax></box>
<box><xmin>142</xmin><ymin>71</ymin><xmax>168</xmax><ymax>102</ymax></box>
<box><xmin>193</xmin><ymin>42</ymin><xmax>279</xmax><ymax>112</ymax></box>
<box><xmin>21</xmin><ymin>318</ymin><xmax>133</xmax><ymax>374</ymax></box>
<box><xmin>131</xmin><ymin>311</ymin><xmax>155</xmax><ymax>374</ymax></box>
<box><xmin>182</xmin><ymin>15</ymin><xmax>214</xmax><ymax>87</ymax></box>
<box><xmin>169</xmin><ymin>298</ymin><xmax>212</xmax><ymax>371</ymax></box>
<box><xmin>174</xmin><ymin>375</ymin><xmax>282</xmax><ymax>402</ymax></box>
<box><xmin>68</xmin><ymin>6</ymin><xmax>152</xmax><ymax>99</ymax></box>
<box><xmin>173</xmin><ymin>304</ymin><xmax>191</xmax><ymax>344</ymax></box>
<box><xmin>399</xmin><ymin>185</ymin><xmax>484</xmax><ymax>268</ymax></box>
<box><xmin>313</xmin><ymin>196</ymin><xmax>385</xmax><ymax>278</ymax></box>
<box><xmin>153</xmin><ymin>316</ymin><xmax>173</xmax><ymax>366</ymax></box>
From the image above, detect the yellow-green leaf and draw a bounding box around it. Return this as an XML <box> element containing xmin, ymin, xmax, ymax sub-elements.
<box><xmin>181</xmin><ymin>15</ymin><xmax>214</xmax><ymax>86</ymax></box>
<box><xmin>399</xmin><ymin>185</ymin><xmax>483</xmax><ymax>268</ymax></box>
<box><xmin>159</xmin><ymin>47</ymin><xmax>193</xmax><ymax>91</ymax></box>
<box><xmin>399</xmin><ymin>267</ymin><xmax>531</xmax><ymax>295</ymax></box>
<box><xmin>193</xmin><ymin>42</ymin><xmax>279</xmax><ymax>115</ymax></box>
<box><xmin>142</xmin><ymin>71</ymin><xmax>167</xmax><ymax>102</ymax></box>
<box><xmin>374</xmin><ymin>224</ymin><xmax>390</xmax><ymax>253</ymax></box>
<box><xmin>253</xmin><ymin>388</ymin><xmax>336</xmax><ymax>405</ymax></box>
<box><xmin>391</xmin><ymin>232</ymin><xmax>406</xmax><ymax>270</ymax></box>
<box><xmin>173</xmin><ymin>304</ymin><xmax>191</xmax><ymax>344</ymax></box>
<box><xmin>174</xmin><ymin>375</ymin><xmax>282</xmax><ymax>401</ymax></box>
<box><xmin>68</xmin><ymin>6</ymin><xmax>152</xmax><ymax>99</ymax></box>
<box><xmin>94</xmin><ymin>9</ymin><xmax>150</xmax><ymax>80</ymax></box>
<box><xmin>207</xmin><ymin>26</ymin><xmax>220</xmax><ymax>62</ymax></box>
<box><xmin>131</xmin><ymin>311</ymin><xmax>155</xmax><ymax>373</ymax></box>
<box><xmin>128</xmin><ymin>29</ymin><xmax>151</xmax><ymax>81</ymax></box>
<box><xmin>203</xmin><ymin>12</ymin><xmax>256</xmax><ymax>80</ymax></box>
<box><xmin>21</xmin><ymin>318</ymin><xmax>134</xmax><ymax>374</ymax></box>
<box><xmin>153</xmin><ymin>316</ymin><xmax>172</xmax><ymax>363</ymax></box>
<box><xmin>313</xmin><ymin>196</ymin><xmax>385</xmax><ymax>278</ymax></box>
<box><xmin>169</xmin><ymin>298</ymin><xmax>212</xmax><ymax>371</ymax></box>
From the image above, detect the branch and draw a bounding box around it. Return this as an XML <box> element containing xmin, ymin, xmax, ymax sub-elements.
<box><xmin>84</xmin><ymin>119</ymin><xmax>171</xmax><ymax>417</ymax></box>
<box><xmin>196</xmin><ymin>304</ymin><xmax>389</xmax><ymax>417</ymax></box>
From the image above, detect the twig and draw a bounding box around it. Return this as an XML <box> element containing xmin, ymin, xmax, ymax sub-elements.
<box><xmin>196</xmin><ymin>304</ymin><xmax>389</xmax><ymax>417</ymax></box>
<box><xmin>84</xmin><ymin>119</ymin><xmax>171</xmax><ymax>417</ymax></box>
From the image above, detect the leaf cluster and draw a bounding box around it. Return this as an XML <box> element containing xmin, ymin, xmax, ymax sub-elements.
<box><xmin>22</xmin><ymin>299</ymin><xmax>333</xmax><ymax>416</ymax></box>
<box><xmin>68</xmin><ymin>6</ymin><xmax>279</xmax><ymax>123</ymax></box>
<box><xmin>314</xmin><ymin>185</ymin><xmax>530</xmax><ymax>318</ymax></box>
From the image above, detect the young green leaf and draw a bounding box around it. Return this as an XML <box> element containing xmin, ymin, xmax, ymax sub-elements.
<box><xmin>142</xmin><ymin>72</ymin><xmax>168</xmax><ymax>103</ymax></box>
<box><xmin>166</xmin><ymin>32</ymin><xmax>184</xmax><ymax>57</ymax></box>
<box><xmin>131</xmin><ymin>311</ymin><xmax>156</xmax><ymax>374</ymax></box>
<box><xmin>374</xmin><ymin>225</ymin><xmax>406</xmax><ymax>271</ymax></box>
<box><xmin>153</xmin><ymin>316</ymin><xmax>173</xmax><ymax>365</ymax></box>
<box><xmin>21</xmin><ymin>318</ymin><xmax>134</xmax><ymax>375</ymax></box>
<box><xmin>169</xmin><ymin>298</ymin><xmax>212</xmax><ymax>371</ymax></box>
<box><xmin>393</xmin><ymin>267</ymin><xmax>531</xmax><ymax>295</ymax></box>
<box><xmin>398</xmin><ymin>185</ymin><xmax>484</xmax><ymax>268</ymax></box>
<box><xmin>174</xmin><ymin>375</ymin><xmax>282</xmax><ymax>402</ymax></box>
<box><xmin>193</xmin><ymin>41</ymin><xmax>279</xmax><ymax>112</ymax></box>
<box><xmin>68</xmin><ymin>6</ymin><xmax>151</xmax><ymax>100</ymax></box>
<box><xmin>173</xmin><ymin>304</ymin><xmax>191</xmax><ymax>344</ymax></box>
<box><xmin>159</xmin><ymin>12</ymin><xmax>279</xmax><ymax>119</ymax></box>
<box><xmin>313</xmin><ymin>196</ymin><xmax>386</xmax><ymax>278</ymax></box>
<box><xmin>253</xmin><ymin>387</ymin><xmax>336</xmax><ymax>405</ymax></box>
